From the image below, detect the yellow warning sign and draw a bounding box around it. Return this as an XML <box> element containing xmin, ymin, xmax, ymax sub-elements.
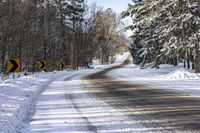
<box><xmin>38</xmin><ymin>60</ymin><xmax>47</xmax><ymax>71</ymax></box>
<box><xmin>7</xmin><ymin>59</ymin><xmax>21</xmax><ymax>73</ymax></box>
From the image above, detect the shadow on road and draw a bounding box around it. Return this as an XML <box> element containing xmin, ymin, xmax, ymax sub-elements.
<box><xmin>84</xmin><ymin>59</ymin><xmax>200</xmax><ymax>132</ymax></box>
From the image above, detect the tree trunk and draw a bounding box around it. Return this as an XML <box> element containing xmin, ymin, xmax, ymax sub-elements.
<box><xmin>173</xmin><ymin>56</ymin><xmax>178</xmax><ymax>66</ymax></box>
<box><xmin>192</xmin><ymin>55</ymin><xmax>195</xmax><ymax>70</ymax></box>
<box><xmin>184</xmin><ymin>59</ymin><xmax>186</xmax><ymax>68</ymax></box>
<box><xmin>187</xmin><ymin>58</ymin><xmax>190</xmax><ymax>69</ymax></box>
<box><xmin>1</xmin><ymin>37</ymin><xmax>7</xmax><ymax>74</ymax></box>
<box><xmin>170</xmin><ymin>58</ymin><xmax>173</xmax><ymax>65</ymax></box>
<box><xmin>43</xmin><ymin>0</ymin><xmax>49</xmax><ymax>61</ymax></box>
<box><xmin>194</xmin><ymin>52</ymin><xmax>200</xmax><ymax>73</ymax></box>
<box><xmin>1</xmin><ymin>46</ymin><xmax>6</xmax><ymax>73</ymax></box>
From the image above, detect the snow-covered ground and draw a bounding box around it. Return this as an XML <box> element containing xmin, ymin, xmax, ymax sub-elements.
<box><xmin>0</xmin><ymin>53</ymin><xmax>130</xmax><ymax>133</ymax></box>
<box><xmin>113</xmin><ymin>52</ymin><xmax>130</xmax><ymax>65</ymax></box>
<box><xmin>0</xmin><ymin>70</ymin><xmax>80</xmax><ymax>133</ymax></box>
<box><xmin>91</xmin><ymin>52</ymin><xmax>130</xmax><ymax>69</ymax></box>
<box><xmin>3</xmin><ymin>52</ymin><xmax>200</xmax><ymax>133</ymax></box>
<box><xmin>109</xmin><ymin>63</ymin><xmax>200</xmax><ymax>96</ymax></box>
<box><xmin>0</xmin><ymin>69</ymin><xmax>107</xmax><ymax>133</ymax></box>
<box><xmin>21</xmin><ymin>70</ymin><xmax>144</xmax><ymax>133</ymax></box>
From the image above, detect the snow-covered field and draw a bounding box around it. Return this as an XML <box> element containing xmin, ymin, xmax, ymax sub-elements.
<box><xmin>109</xmin><ymin>63</ymin><xmax>200</xmax><ymax>96</ymax></box>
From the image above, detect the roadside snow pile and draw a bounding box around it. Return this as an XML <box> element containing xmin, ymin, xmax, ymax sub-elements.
<box><xmin>109</xmin><ymin>63</ymin><xmax>200</xmax><ymax>96</ymax></box>
<box><xmin>0</xmin><ymin>71</ymin><xmax>69</xmax><ymax>133</ymax></box>
<box><xmin>165</xmin><ymin>69</ymin><xmax>200</xmax><ymax>80</ymax></box>
<box><xmin>114</xmin><ymin>52</ymin><xmax>130</xmax><ymax>64</ymax></box>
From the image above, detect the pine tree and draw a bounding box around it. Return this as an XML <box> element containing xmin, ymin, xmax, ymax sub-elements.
<box><xmin>123</xmin><ymin>0</ymin><xmax>200</xmax><ymax>72</ymax></box>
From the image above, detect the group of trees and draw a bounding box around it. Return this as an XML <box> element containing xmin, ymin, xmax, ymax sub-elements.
<box><xmin>0</xmin><ymin>0</ymin><xmax>128</xmax><ymax>74</ymax></box>
<box><xmin>123</xmin><ymin>0</ymin><xmax>200</xmax><ymax>72</ymax></box>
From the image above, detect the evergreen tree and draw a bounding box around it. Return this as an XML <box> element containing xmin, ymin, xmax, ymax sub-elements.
<box><xmin>123</xmin><ymin>0</ymin><xmax>200</xmax><ymax>72</ymax></box>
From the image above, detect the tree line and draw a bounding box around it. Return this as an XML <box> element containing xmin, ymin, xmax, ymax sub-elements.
<box><xmin>123</xmin><ymin>0</ymin><xmax>200</xmax><ymax>72</ymax></box>
<box><xmin>0</xmin><ymin>0</ymin><xmax>128</xmax><ymax>74</ymax></box>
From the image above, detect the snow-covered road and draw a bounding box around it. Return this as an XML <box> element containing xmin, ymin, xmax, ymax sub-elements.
<box><xmin>21</xmin><ymin>73</ymin><xmax>99</xmax><ymax>133</ymax></box>
<box><xmin>2</xmin><ymin>52</ymin><xmax>200</xmax><ymax>133</ymax></box>
<box><xmin>21</xmin><ymin>68</ymin><xmax>144</xmax><ymax>133</ymax></box>
<box><xmin>21</xmin><ymin>57</ymin><xmax>200</xmax><ymax>133</ymax></box>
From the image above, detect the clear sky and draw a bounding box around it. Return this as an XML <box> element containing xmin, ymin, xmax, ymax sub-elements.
<box><xmin>87</xmin><ymin>0</ymin><xmax>132</xmax><ymax>13</ymax></box>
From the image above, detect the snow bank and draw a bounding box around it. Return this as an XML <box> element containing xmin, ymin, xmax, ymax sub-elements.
<box><xmin>164</xmin><ymin>69</ymin><xmax>200</xmax><ymax>79</ymax></box>
<box><xmin>109</xmin><ymin>63</ymin><xmax>200</xmax><ymax>96</ymax></box>
<box><xmin>0</xmin><ymin>71</ymin><xmax>70</xmax><ymax>133</ymax></box>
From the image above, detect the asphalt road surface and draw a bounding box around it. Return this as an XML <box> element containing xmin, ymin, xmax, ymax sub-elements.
<box><xmin>84</xmin><ymin>60</ymin><xmax>200</xmax><ymax>133</ymax></box>
<box><xmin>23</xmin><ymin>60</ymin><xmax>200</xmax><ymax>133</ymax></box>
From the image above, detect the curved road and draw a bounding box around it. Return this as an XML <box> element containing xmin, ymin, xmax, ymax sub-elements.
<box><xmin>84</xmin><ymin>60</ymin><xmax>200</xmax><ymax>132</ymax></box>
<box><xmin>22</xmin><ymin>60</ymin><xmax>200</xmax><ymax>133</ymax></box>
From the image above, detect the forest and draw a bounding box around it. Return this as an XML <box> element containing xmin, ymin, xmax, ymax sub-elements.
<box><xmin>1</xmin><ymin>1</ymin><xmax>200</xmax><ymax>132</ymax></box>
<box><xmin>1</xmin><ymin>0</ymin><xmax>200</xmax><ymax>74</ymax></box>
<box><xmin>0</xmin><ymin>0</ymin><xmax>128</xmax><ymax>74</ymax></box>
<box><xmin>123</xmin><ymin>0</ymin><xmax>200</xmax><ymax>72</ymax></box>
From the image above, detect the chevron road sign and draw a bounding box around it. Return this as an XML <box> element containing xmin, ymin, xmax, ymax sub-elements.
<box><xmin>58</xmin><ymin>62</ymin><xmax>65</xmax><ymax>69</ymax></box>
<box><xmin>7</xmin><ymin>59</ymin><xmax>21</xmax><ymax>73</ymax></box>
<box><xmin>38</xmin><ymin>60</ymin><xmax>47</xmax><ymax>71</ymax></box>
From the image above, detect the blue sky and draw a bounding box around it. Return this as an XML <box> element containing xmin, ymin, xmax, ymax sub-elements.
<box><xmin>87</xmin><ymin>0</ymin><xmax>132</xmax><ymax>13</ymax></box>
<box><xmin>87</xmin><ymin>0</ymin><xmax>133</xmax><ymax>36</ymax></box>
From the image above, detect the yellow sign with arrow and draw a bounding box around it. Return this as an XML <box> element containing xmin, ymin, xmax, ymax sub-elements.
<box><xmin>38</xmin><ymin>60</ymin><xmax>47</xmax><ymax>71</ymax></box>
<box><xmin>58</xmin><ymin>62</ymin><xmax>65</xmax><ymax>70</ymax></box>
<box><xmin>7</xmin><ymin>59</ymin><xmax>21</xmax><ymax>73</ymax></box>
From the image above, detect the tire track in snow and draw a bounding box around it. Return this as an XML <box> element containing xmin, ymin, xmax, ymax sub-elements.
<box><xmin>85</xmin><ymin>59</ymin><xmax>200</xmax><ymax>132</ymax></box>
<box><xmin>65</xmin><ymin>75</ymin><xmax>98</xmax><ymax>133</ymax></box>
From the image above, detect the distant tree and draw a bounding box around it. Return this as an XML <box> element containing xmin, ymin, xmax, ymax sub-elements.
<box><xmin>94</xmin><ymin>9</ymin><xmax>127</xmax><ymax>63</ymax></box>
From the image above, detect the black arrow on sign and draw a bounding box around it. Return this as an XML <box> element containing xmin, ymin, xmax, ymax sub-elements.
<box><xmin>9</xmin><ymin>60</ymin><xmax>19</xmax><ymax>72</ymax></box>
<box><xmin>60</xmin><ymin>63</ymin><xmax>64</xmax><ymax>69</ymax></box>
<box><xmin>40</xmin><ymin>61</ymin><xmax>46</xmax><ymax>69</ymax></box>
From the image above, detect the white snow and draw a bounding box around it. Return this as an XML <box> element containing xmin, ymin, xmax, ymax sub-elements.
<box><xmin>164</xmin><ymin>69</ymin><xmax>200</xmax><ymax>79</ymax></box>
<box><xmin>113</xmin><ymin>52</ymin><xmax>130</xmax><ymax>64</ymax></box>
<box><xmin>2</xmin><ymin>52</ymin><xmax>200</xmax><ymax>133</ymax></box>
<box><xmin>20</xmin><ymin>69</ymin><xmax>144</xmax><ymax>133</ymax></box>
<box><xmin>109</xmin><ymin>63</ymin><xmax>200</xmax><ymax>96</ymax></box>
<box><xmin>0</xmin><ymin>53</ymin><xmax>130</xmax><ymax>133</ymax></box>
<box><xmin>0</xmin><ymin>70</ymin><xmax>90</xmax><ymax>133</ymax></box>
<box><xmin>92</xmin><ymin>52</ymin><xmax>130</xmax><ymax>69</ymax></box>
